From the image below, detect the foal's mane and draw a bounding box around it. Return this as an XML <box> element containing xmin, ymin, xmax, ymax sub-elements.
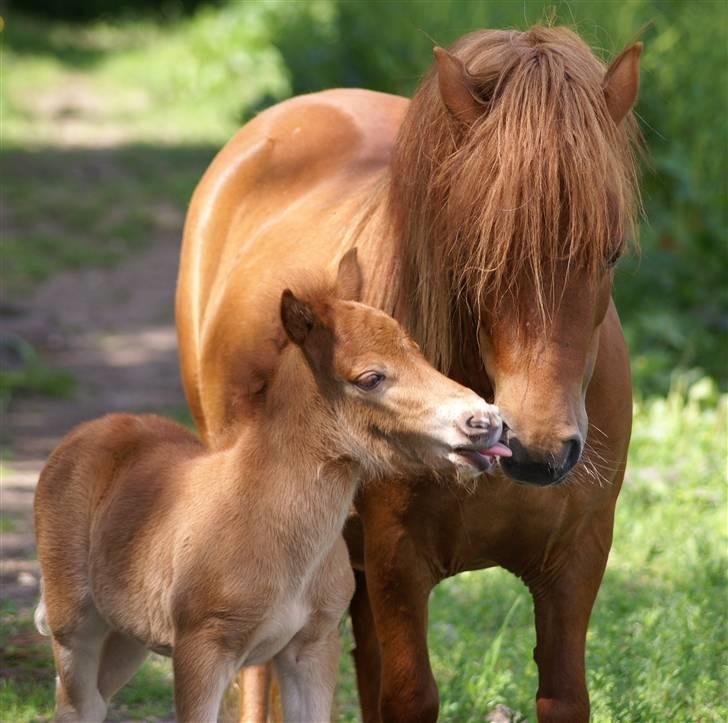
<box><xmin>390</xmin><ymin>26</ymin><xmax>641</xmax><ymax>372</ymax></box>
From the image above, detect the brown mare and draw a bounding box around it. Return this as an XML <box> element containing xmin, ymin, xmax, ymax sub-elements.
<box><xmin>176</xmin><ymin>26</ymin><xmax>642</xmax><ymax>722</ymax></box>
<box><xmin>34</xmin><ymin>251</ymin><xmax>509</xmax><ymax>722</ymax></box>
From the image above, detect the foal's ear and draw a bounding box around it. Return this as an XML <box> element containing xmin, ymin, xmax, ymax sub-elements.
<box><xmin>433</xmin><ymin>46</ymin><xmax>482</xmax><ymax>125</ymax></box>
<box><xmin>336</xmin><ymin>248</ymin><xmax>363</xmax><ymax>302</ymax></box>
<box><xmin>603</xmin><ymin>43</ymin><xmax>642</xmax><ymax>124</ymax></box>
<box><xmin>280</xmin><ymin>289</ymin><xmax>318</xmax><ymax>345</ymax></box>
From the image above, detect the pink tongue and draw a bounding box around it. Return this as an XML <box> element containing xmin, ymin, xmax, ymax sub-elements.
<box><xmin>481</xmin><ymin>442</ymin><xmax>512</xmax><ymax>458</ymax></box>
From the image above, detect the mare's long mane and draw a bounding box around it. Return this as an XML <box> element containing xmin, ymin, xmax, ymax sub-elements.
<box><xmin>390</xmin><ymin>26</ymin><xmax>641</xmax><ymax>372</ymax></box>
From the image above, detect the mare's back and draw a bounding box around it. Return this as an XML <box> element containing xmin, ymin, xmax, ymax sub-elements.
<box><xmin>178</xmin><ymin>90</ymin><xmax>407</xmax><ymax>440</ymax></box>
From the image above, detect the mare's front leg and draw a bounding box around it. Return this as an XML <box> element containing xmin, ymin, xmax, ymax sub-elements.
<box><xmin>524</xmin><ymin>508</ymin><xmax>616</xmax><ymax>723</ymax></box>
<box><xmin>357</xmin><ymin>490</ymin><xmax>439</xmax><ymax>723</ymax></box>
<box><xmin>349</xmin><ymin>569</ymin><xmax>382</xmax><ymax>723</ymax></box>
<box><xmin>173</xmin><ymin>631</ymin><xmax>237</xmax><ymax>722</ymax></box>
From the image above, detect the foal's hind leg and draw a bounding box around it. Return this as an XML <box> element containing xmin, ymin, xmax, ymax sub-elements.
<box><xmin>173</xmin><ymin>632</ymin><xmax>237</xmax><ymax>722</ymax></box>
<box><xmin>273</xmin><ymin>627</ymin><xmax>340</xmax><ymax>722</ymax></box>
<box><xmin>96</xmin><ymin>632</ymin><xmax>149</xmax><ymax>703</ymax></box>
<box><xmin>50</xmin><ymin>609</ymin><xmax>109</xmax><ymax>722</ymax></box>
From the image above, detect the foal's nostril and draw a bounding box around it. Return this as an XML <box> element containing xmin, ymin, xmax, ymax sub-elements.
<box><xmin>466</xmin><ymin>415</ymin><xmax>491</xmax><ymax>431</ymax></box>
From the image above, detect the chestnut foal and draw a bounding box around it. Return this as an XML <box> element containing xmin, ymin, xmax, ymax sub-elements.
<box><xmin>34</xmin><ymin>251</ymin><xmax>509</xmax><ymax>722</ymax></box>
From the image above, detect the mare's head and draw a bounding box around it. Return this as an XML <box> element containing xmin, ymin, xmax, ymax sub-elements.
<box><xmin>393</xmin><ymin>26</ymin><xmax>642</xmax><ymax>485</ymax></box>
<box><xmin>278</xmin><ymin>249</ymin><xmax>511</xmax><ymax>480</ymax></box>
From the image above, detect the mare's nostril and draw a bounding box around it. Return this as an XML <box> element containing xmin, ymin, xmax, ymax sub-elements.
<box><xmin>561</xmin><ymin>436</ymin><xmax>582</xmax><ymax>473</ymax></box>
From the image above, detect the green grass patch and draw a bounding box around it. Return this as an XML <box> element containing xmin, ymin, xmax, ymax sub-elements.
<box><xmin>1</xmin><ymin>145</ymin><xmax>217</xmax><ymax>293</ymax></box>
<box><xmin>0</xmin><ymin>337</ymin><xmax>74</xmax><ymax>413</ymax></box>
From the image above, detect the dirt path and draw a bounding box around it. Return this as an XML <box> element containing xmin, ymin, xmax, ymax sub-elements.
<box><xmin>1</xmin><ymin>235</ymin><xmax>186</xmax><ymax>609</ymax></box>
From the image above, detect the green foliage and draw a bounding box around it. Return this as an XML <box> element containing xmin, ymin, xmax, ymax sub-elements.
<box><xmin>2</xmin><ymin>10</ymin><xmax>289</xmax><ymax>146</ymax></box>
<box><xmin>18</xmin><ymin>0</ymin><xmax>212</xmax><ymax>22</ymax></box>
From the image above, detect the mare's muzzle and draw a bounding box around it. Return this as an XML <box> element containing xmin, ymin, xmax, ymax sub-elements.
<box><xmin>500</xmin><ymin>434</ymin><xmax>582</xmax><ymax>486</ymax></box>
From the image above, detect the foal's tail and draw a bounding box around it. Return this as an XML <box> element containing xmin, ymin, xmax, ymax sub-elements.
<box><xmin>34</xmin><ymin>578</ymin><xmax>50</xmax><ymax>636</ymax></box>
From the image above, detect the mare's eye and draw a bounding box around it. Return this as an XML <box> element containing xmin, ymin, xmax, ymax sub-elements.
<box><xmin>607</xmin><ymin>245</ymin><xmax>623</xmax><ymax>269</ymax></box>
<box><xmin>354</xmin><ymin>371</ymin><xmax>385</xmax><ymax>392</ymax></box>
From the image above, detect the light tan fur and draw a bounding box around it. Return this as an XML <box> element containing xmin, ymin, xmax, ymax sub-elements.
<box><xmin>34</xmin><ymin>252</ymin><xmax>504</xmax><ymax>722</ymax></box>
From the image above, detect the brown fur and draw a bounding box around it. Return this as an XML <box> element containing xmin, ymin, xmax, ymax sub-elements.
<box><xmin>35</xmin><ymin>256</ymin><xmax>502</xmax><ymax>722</ymax></box>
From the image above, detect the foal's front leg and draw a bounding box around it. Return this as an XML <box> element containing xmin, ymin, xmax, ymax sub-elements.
<box><xmin>272</xmin><ymin>627</ymin><xmax>340</xmax><ymax>723</ymax></box>
<box><xmin>173</xmin><ymin>632</ymin><xmax>237</xmax><ymax>723</ymax></box>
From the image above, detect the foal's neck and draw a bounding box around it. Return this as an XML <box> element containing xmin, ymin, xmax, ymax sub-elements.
<box><xmin>227</xmin><ymin>346</ymin><xmax>359</xmax><ymax>557</ymax></box>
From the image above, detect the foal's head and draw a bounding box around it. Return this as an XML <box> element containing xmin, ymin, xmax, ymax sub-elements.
<box><xmin>278</xmin><ymin>250</ymin><xmax>510</xmax><ymax>480</ymax></box>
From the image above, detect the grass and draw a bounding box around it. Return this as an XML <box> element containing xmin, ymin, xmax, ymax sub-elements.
<box><xmin>1</xmin><ymin>145</ymin><xmax>217</xmax><ymax>291</ymax></box>
<box><xmin>0</xmin><ymin>598</ymin><xmax>174</xmax><ymax>721</ymax></box>
<box><xmin>2</xmin><ymin>380</ymin><xmax>724</xmax><ymax>722</ymax></box>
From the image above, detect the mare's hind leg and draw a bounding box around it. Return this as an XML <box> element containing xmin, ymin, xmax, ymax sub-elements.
<box><xmin>50</xmin><ymin>608</ymin><xmax>109</xmax><ymax>722</ymax></box>
<box><xmin>96</xmin><ymin>632</ymin><xmax>149</xmax><ymax>703</ymax></box>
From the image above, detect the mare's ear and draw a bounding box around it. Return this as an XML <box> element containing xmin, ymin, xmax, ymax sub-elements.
<box><xmin>280</xmin><ymin>289</ymin><xmax>318</xmax><ymax>345</ymax></box>
<box><xmin>433</xmin><ymin>46</ymin><xmax>482</xmax><ymax>125</ymax></box>
<box><xmin>603</xmin><ymin>43</ymin><xmax>642</xmax><ymax>124</ymax></box>
<box><xmin>336</xmin><ymin>248</ymin><xmax>363</xmax><ymax>302</ymax></box>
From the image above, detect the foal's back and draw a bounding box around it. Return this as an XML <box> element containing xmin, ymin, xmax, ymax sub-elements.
<box><xmin>34</xmin><ymin>414</ymin><xmax>203</xmax><ymax>628</ymax></box>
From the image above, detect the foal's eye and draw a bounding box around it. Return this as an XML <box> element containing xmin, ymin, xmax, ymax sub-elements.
<box><xmin>354</xmin><ymin>371</ymin><xmax>385</xmax><ymax>392</ymax></box>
